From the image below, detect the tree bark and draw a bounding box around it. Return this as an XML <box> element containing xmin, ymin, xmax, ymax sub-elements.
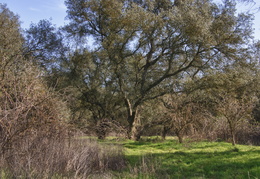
<box><xmin>231</xmin><ymin>134</ymin><xmax>236</xmax><ymax>146</ymax></box>
<box><xmin>161</xmin><ymin>126</ymin><xmax>170</xmax><ymax>140</ymax></box>
<box><xmin>131</xmin><ymin>125</ymin><xmax>142</xmax><ymax>141</ymax></box>
<box><xmin>228</xmin><ymin>119</ymin><xmax>236</xmax><ymax>146</ymax></box>
<box><xmin>125</xmin><ymin>98</ymin><xmax>142</xmax><ymax>140</ymax></box>
<box><xmin>176</xmin><ymin>131</ymin><xmax>183</xmax><ymax>143</ymax></box>
<box><xmin>96</xmin><ymin>119</ymin><xmax>107</xmax><ymax>140</ymax></box>
<box><xmin>130</xmin><ymin>109</ymin><xmax>143</xmax><ymax>141</ymax></box>
<box><xmin>126</xmin><ymin>112</ymin><xmax>136</xmax><ymax>139</ymax></box>
<box><xmin>125</xmin><ymin>98</ymin><xmax>133</xmax><ymax>138</ymax></box>
<box><xmin>230</xmin><ymin>128</ymin><xmax>236</xmax><ymax>146</ymax></box>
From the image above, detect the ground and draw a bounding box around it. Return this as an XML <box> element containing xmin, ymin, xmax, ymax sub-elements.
<box><xmin>102</xmin><ymin>136</ymin><xmax>260</xmax><ymax>179</ymax></box>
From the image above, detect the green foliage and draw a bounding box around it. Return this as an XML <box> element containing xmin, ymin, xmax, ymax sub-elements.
<box><xmin>0</xmin><ymin>3</ymin><xmax>23</xmax><ymax>79</ymax></box>
<box><xmin>0</xmin><ymin>169</ymin><xmax>12</xmax><ymax>179</ymax></box>
<box><xmin>25</xmin><ymin>20</ymin><xmax>67</xmax><ymax>71</ymax></box>
<box><xmin>63</xmin><ymin>0</ymin><xmax>255</xmax><ymax>139</ymax></box>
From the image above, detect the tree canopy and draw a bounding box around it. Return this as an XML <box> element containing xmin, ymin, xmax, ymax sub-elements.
<box><xmin>1</xmin><ymin>0</ymin><xmax>259</xmax><ymax>142</ymax></box>
<box><xmin>63</xmin><ymin>0</ymin><xmax>255</xmax><ymax>139</ymax></box>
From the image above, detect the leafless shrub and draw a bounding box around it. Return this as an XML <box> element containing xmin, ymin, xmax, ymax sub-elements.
<box><xmin>67</xmin><ymin>140</ymin><xmax>126</xmax><ymax>178</ymax></box>
<box><xmin>160</xmin><ymin>93</ymin><xmax>211</xmax><ymax>143</ymax></box>
<box><xmin>126</xmin><ymin>154</ymin><xmax>169</xmax><ymax>179</ymax></box>
<box><xmin>191</xmin><ymin>114</ymin><xmax>260</xmax><ymax>146</ymax></box>
<box><xmin>0</xmin><ymin>135</ymin><xmax>126</xmax><ymax>178</ymax></box>
<box><xmin>0</xmin><ymin>60</ymin><xmax>126</xmax><ymax>178</ymax></box>
<box><xmin>0</xmin><ymin>60</ymin><xmax>70</xmax><ymax>177</ymax></box>
<box><xmin>95</xmin><ymin>118</ymin><xmax>128</xmax><ymax>139</ymax></box>
<box><xmin>0</xmin><ymin>61</ymin><xmax>70</xmax><ymax>152</ymax></box>
<box><xmin>2</xmin><ymin>135</ymin><xmax>68</xmax><ymax>178</ymax></box>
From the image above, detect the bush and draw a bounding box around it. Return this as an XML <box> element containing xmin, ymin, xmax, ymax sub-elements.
<box><xmin>67</xmin><ymin>140</ymin><xmax>126</xmax><ymax>178</ymax></box>
<box><xmin>0</xmin><ymin>61</ymin><xmax>126</xmax><ymax>178</ymax></box>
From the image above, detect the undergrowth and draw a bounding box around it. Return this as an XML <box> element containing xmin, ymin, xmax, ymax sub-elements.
<box><xmin>1</xmin><ymin>136</ymin><xmax>259</xmax><ymax>178</ymax></box>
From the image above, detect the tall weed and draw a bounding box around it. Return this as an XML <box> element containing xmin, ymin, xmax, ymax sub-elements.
<box><xmin>0</xmin><ymin>137</ymin><xmax>126</xmax><ymax>178</ymax></box>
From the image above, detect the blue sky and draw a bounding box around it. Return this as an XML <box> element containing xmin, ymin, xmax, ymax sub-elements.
<box><xmin>0</xmin><ymin>0</ymin><xmax>68</xmax><ymax>28</ymax></box>
<box><xmin>0</xmin><ymin>0</ymin><xmax>259</xmax><ymax>40</ymax></box>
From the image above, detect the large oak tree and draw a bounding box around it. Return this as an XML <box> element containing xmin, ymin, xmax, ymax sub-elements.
<box><xmin>64</xmin><ymin>0</ymin><xmax>254</xmax><ymax>139</ymax></box>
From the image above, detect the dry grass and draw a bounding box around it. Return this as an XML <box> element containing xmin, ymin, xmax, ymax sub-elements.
<box><xmin>0</xmin><ymin>136</ymin><xmax>126</xmax><ymax>178</ymax></box>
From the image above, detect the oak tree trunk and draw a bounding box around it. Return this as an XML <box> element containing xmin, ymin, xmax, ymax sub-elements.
<box><xmin>161</xmin><ymin>126</ymin><xmax>170</xmax><ymax>140</ymax></box>
<box><xmin>176</xmin><ymin>131</ymin><xmax>184</xmax><ymax>143</ymax></box>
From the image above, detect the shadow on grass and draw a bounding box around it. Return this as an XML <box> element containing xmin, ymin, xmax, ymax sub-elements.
<box><xmin>124</xmin><ymin>141</ymin><xmax>260</xmax><ymax>179</ymax></box>
<box><xmin>123</xmin><ymin>140</ymin><xmax>182</xmax><ymax>151</ymax></box>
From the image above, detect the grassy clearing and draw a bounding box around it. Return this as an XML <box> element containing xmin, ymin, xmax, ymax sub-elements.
<box><xmin>2</xmin><ymin>136</ymin><xmax>258</xmax><ymax>178</ymax></box>
<box><xmin>104</xmin><ymin>137</ymin><xmax>260</xmax><ymax>179</ymax></box>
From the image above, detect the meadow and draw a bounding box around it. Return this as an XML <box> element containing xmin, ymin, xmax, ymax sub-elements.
<box><xmin>1</xmin><ymin>136</ymin><xmax>259</xmax><ymax>178</ymax></box>
<box><xmin>104</xmin><ymin>137</ymin><xmax>260</xmax><ymax>179</ymax></box>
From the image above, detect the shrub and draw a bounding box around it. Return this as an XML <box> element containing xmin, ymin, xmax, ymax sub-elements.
<box><xmin>0</xmin><ymin>61</ymin><xmax>126</xmax><ymax>178</ymax></box>
<box><xmin>0</xmin><ymin>136</ymin><xmax>126</xmax><ymax>178</ymax></box>
<box><xmin>67</xmin><ymin>140</ymin><xmax>126</xmax><ymax>178</ymax></box>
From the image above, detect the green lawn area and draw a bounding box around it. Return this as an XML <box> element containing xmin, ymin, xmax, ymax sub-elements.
<box><xmin>105</xmin><ymin>137</ymin><xmax>260</xmax><ymax>179</ymax></box>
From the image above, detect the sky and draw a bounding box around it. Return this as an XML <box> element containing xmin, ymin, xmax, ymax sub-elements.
<box><xmin>0</xmin><ymin>0</ymin><xmax>259</xmax><ymax>40</ymax></box>
<box><xmin>0</xmin><ymin>0</ymin><xmax>68</xmax><ymax>28</ymax></box>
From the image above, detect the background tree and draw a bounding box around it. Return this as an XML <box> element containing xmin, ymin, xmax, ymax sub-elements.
<box><xmin>189</xmin><ymin>65</ymin><xmax>260</xmax><ymax>145</ymax></box>
<box><xmin>251</xmin><ymin>41</ymin><xmax>260</xmax><ymax>123</ymax></box>
<box><xmin>217</xmin><ymin>95</ymin><xmax>255</xmax><ymax>146</ymax></box>
<box><xmin>161</xmin><ymin>92</ymin><xmax>211</xmax><ymax>143</ymax></box>
<box><xmin>24</xmin><ymin>19</ymin><xmax>68</xmax><ymax>72</ymax></box>
<box><xmin>0</xmin><ymin>4</ymin><xmax>23</xmax><ymax>80</ymax></box>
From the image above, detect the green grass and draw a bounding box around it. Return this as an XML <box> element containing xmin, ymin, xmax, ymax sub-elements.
<box><xmin>104</xmin><ymin>137</ymin><xmax>260</xmax><ymax>179</ymax></box>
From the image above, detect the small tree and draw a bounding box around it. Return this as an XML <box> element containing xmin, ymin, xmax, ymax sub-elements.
<box><xmin>162</xmin><ymin>93</ymin><xmax>208</xmax><ymax>143</ymax></box>
<box><xmin>191</xmin><ymin>64</ymin><xmax>260</xmax><ymax>145</ymax></box>
<box><xmin>217</xmin><ymin>95</ymin><xmax>255</xmax><ymax>146</ymax></box>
